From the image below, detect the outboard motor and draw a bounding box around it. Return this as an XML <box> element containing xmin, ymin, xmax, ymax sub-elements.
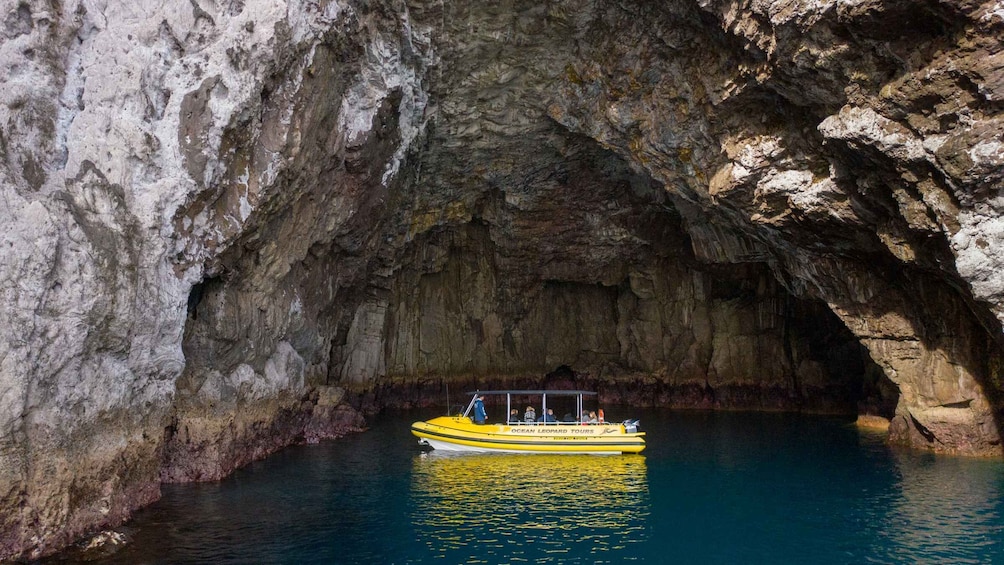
<box><xmin>623</xmin><ymin>419</ymin><xmax>639</xmax><ymax>434</ymax></box>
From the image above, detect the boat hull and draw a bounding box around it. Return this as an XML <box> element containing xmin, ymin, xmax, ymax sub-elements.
<box><xmin>411</xmin><ymin>416</ymin><xmax>646</xmax><ymax>454</ymax></box>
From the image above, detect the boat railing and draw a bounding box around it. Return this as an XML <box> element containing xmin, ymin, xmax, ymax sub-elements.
<box><xmin>503</xmin><ymin>420</ymin><xmax>618</xmax><ymax>426</ymax></box>
<box><xmin>461</xmin><ymin>390</ymin><xmax>636</xmax><ymax>430</ymax></box>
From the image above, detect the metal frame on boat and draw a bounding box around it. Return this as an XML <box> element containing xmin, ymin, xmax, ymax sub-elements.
<box><xmin>411</xmin><ymin>390</ymin><xmax>645</xmax><ymax>454</ymax></box>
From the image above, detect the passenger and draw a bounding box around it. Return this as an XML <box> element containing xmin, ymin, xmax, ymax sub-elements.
<box><xmin>580</xmin><ymin>411</ymin><xmax>591</xmax><ymax>425</ymax></box>
<box><xmin>524</xmin><ymin>406</ymin><xmax>536</xmax><ymax>423</ymax></box>
<box><xmin>539</xmin><ymin>408</ymin><xmax>557</xmax><ymax>424</ymax></box>
<box><xmin>509</xmin><ymin>408</ymin><xmax>520</xmax><ymax>424</ymax></box>
<box><xmin>473</xmin><ymin>395</ymin><xmax>487</xmax><ymax>425</ymax></box>
<box><xmin>588</xmin><ymin>411</ymin><xmax>598</xmax><ymax>424</ymax></box>
<box><xmin>597</xmin><ymin>409</ymin><xmax>605</xmax><ymax>424</ymax></box>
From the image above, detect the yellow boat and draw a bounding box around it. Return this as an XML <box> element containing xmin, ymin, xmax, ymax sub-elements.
<box><xmin>410</xmin><ymin>390</ymin><xmax>646</xmax><ymax>454</ymax></box>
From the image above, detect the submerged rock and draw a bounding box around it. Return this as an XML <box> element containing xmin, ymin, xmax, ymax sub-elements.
<box><xmin>856</xmin><ymin>415</ymin><xmax>892</xmax><ymax>431</ymax></box>
<box><xmin>80</xmin><ymin>529</ymin><xmax>129</xmax><ymax>558</ymax></box>
<box><xmin>1</xmin><ymin>0</ymin><xmax>1003</xmax><ymax>559</ymax></box>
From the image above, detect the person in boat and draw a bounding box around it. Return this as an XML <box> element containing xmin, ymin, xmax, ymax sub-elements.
<box><xmin>473</xmin><ymin>395</ymin><xmax>487</xmax><ymax>425</ymax></box>
<box><xmin>524</xmin><ymin>406</ymin><xmax>536</xmax><ymax>423</ymax></box>
<box><xmin>588</xmin><ymin>411</ymin><xmax>598</xmax><ymax>424</ymax></box>
<box><xmin>508</xmin><ymin>408</ymin><xmax>520</xmax><ymax>424</ymax></box>
<box><xmin>538</xmin><ymin>408</ymin><xmax>556</xmax><ymax>424</ymax></box>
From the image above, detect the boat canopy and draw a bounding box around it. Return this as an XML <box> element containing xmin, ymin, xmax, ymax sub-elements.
<box><xmin>464</xmin><ymin>390</ymin><xmax>597</xmax><ymax>396</ymax></box>
<box><xmin>461</xmin><ymin>390</ymin><xmax>599</xmax><ymax>422</ymax></box>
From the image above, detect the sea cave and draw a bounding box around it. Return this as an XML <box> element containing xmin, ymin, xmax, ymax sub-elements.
<box><xmin>2</xmin><ymin>0</ymin><xmax>1004</xmax><ymax>560</ymax></box>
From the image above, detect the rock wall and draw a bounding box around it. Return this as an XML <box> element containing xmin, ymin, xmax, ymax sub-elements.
<box><xmin>366</xmin><ymin>211</ymin><xmax>868</xmax><ymax>414</ymax></box>
<box><xmin>541</xmin><ymin>0</ymin><xmax>1004</xmax><ymax>454</ymax></box>
<box><xmin>1</xmin><ymin>0</ymin><xmax>1003</xmax><ymax>560</ymax></box>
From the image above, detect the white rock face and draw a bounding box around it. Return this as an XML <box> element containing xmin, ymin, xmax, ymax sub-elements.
<box><xmin>954</xmin><ymin>209</ymin><xmax>1004</xmax><ymax>324</ymax></box>
<box><xmin>0</xmin><ymin>0</ymin><xmax>423</xmax><ymax>558</ymax></box>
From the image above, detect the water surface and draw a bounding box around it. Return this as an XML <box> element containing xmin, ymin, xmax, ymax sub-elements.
<box><xmin>53</xmin><ymin>409</ymin><xmax>1004</xmax><ymax>563</ymax></box>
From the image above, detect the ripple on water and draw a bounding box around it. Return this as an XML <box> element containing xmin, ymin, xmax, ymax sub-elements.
<box><xmin>862</xmin><ymin>451</ymin><xmax>1004</xmax><ymax>564</ymax></box>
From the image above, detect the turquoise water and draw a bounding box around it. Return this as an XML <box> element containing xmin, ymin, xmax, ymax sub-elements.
<box><xmin>55</xmin><ymin>410</ymin><xmax>1004</xmax><ymax>564</ymax></box>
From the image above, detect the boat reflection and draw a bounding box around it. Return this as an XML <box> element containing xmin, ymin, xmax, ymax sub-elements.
<box><xmin>410</xmin><ymin>453</ymin><xmax>650</xmax><ymax>562</ymax></box>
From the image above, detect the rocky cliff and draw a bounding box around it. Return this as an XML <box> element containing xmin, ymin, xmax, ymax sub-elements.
<box><xmin>2</xmin><ymin>0</ymin><xmax>1003</xmax><ymax>560</ymax></box>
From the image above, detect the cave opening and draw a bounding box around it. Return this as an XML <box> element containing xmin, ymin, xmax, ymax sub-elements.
<box><xmin>174</xmin><ymin>122</ymin><xmax>892</xmax><ymax>458</ymax></box>
<box><xmin>167</xmin><ymin>0</ymin><xmax>1004</xmax><ymax>478</ymax></box>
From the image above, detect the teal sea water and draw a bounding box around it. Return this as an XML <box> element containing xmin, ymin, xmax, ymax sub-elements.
<box><xmin>53</xmin><ymin>409</ymin><xmax>1004</xmax><ymax>564</ymax></box>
